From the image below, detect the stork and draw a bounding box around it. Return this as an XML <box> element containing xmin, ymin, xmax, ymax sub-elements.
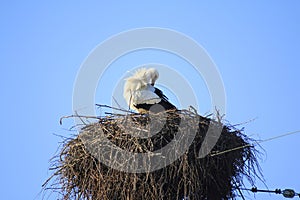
<box><xmin>123</xmin><ymin>68</ymin><xmax>177</xmax><ymax>113</ymax></box>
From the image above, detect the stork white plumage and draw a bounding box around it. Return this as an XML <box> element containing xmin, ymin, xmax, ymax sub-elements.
<box><xmin>123</xmin><ymin>68</ymin><xmax>177</xmax><ymax>113</ymax></box>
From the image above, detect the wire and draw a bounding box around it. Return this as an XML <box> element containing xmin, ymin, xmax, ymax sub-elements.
<box><xmin>209</xmin><ymin>130</ymin><xmax>300</xmax><ymax>157</ymax></box>
<box><xmin>239</xmin><ymin>187</ymin><xmax>300</xmax><ymax>198</ymax></box>
<box><xmin>260</xmin><ymin>130</ymin><xmax>300</xmax><ymax>143</ymax></box>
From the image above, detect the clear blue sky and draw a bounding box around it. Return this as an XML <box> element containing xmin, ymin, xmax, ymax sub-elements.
<box><xmin>1</xmin><ymin>1</ymin><xmax>299</xmax><ymax>199</ymax></box>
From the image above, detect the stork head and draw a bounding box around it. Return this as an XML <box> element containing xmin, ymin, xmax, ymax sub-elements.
<box><xmin>146</xmin><ymin>68</ymin><xmax>159</xmax><ymax>86</ymax></box>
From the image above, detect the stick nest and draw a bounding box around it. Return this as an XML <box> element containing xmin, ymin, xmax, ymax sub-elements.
<box><xmin>45</xmin><ymin>110</ymin><xmax>262</xmax><ymax>200</ymax></box>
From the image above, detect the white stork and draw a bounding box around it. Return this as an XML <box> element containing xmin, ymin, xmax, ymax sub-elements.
<box><xmin>123</xmin><ymin>68</ymin><xmax>177</xmax><ymax>113</ymax></box>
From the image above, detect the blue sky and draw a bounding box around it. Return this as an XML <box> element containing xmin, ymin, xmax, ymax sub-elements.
<box><xmin>1</xmin><ymin>1</ymin><xmax>300</xmax><ymax>199</ymax></box>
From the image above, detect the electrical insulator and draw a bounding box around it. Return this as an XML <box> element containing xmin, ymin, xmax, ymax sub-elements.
<box><xmin>282</xmin><ymin>189</ymin><xmax>296</xmax><ymax>198</ymax></box>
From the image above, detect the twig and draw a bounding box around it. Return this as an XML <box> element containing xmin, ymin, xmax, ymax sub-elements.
<box><xmin>59</xmin><ymin>115</ymin><xmax>100</xmax><ymax>125</ymax></box>
<box><xmin>96</xmin><ymin>104</ymin><xmax>135</xmax><ymax>114</ymax></box>
<box><xmin>232</xmin><ymin>117</ymin><xmax>258</xmax><ymax>127</ymax></box>
<box><xmin>112</xmin><ymin>96</ymin><xmax>123</xmax><ymax>110</ymax></box>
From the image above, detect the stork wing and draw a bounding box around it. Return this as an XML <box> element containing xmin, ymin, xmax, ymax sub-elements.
<box><xmin>132</xmin><ymin>90</ymin><xmax>161</xmax><ymax>105</ymax></box>
<box><xmin>154</xmin><ymin>87</ymin><xmax>169</xmax><ymax>101</ymax></box>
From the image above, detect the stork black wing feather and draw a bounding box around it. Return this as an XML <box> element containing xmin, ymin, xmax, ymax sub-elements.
<box><xmin>154</xmin><ymin>88</ymin><xmax>169</xmax><ymax>101</ymax></box>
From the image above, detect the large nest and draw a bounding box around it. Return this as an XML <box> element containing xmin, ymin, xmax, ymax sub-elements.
<box><xmin>45</xmin><ymin>110</ymin><xmax>262</xmax><ymax>200</ymax></box>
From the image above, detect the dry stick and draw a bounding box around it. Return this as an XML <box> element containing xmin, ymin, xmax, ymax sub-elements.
<box><xmin>231</xmin><ymin>117</ymin><xmax>258</xmax><ymax>127</ymax></box>
<box><xmin>210</xmin><ymin>130</ymin><xmax>300</xmax><ymax>157</ymax></box>
<box><xmin>112</xmin><ymin>96</ymin><xmax>122</xmax><ymax>110</ymax></box>
<box><xmin>60</xmin><ymin>115</ymin><xmax>100</xmax><ymax>125</ymax></box>
<box><xmin>209</xmin><ymin>144</ymin><xmax>254</xmax><ymax>157</ymax></box>
<box><xmin>104</xmin><ymin>112</ymin><xmax>127</xmax><ymax>116</ymax></box>
<box><xmin>60</xmin><ymin>105</ymin><xmax>135</xmax><ymax>125</ymax></box>
<box><xmin>96</xmin><ymin>104</ymin><xmax>135</xmax><ymax>114</ymax></box>
<box><xmin>128</xmin><ymin>90</ymin><xmax>133</xmax><ymax>111</ymax></box>
<box><xmin>233</xmin><ymin>181</ymin><xmax>246</xmax><ymax>200</ymax></box>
